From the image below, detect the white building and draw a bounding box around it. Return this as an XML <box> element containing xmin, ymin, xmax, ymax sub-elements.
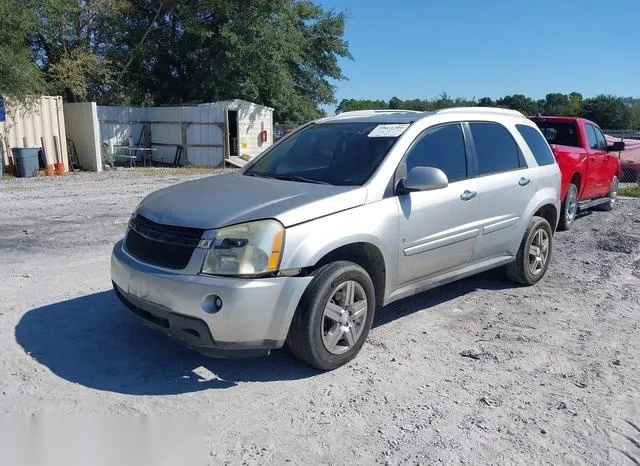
<box><xmin>63</xmin><ymin>99</ymin><xmax>274</xmax><ymax>170</ymax></box>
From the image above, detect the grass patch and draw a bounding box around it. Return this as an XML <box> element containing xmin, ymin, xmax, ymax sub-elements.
<box><xmin>619</xmin><ymin>186</ymin><xmax>640</xmax><ymax>198</ymax></box>
<box><xmin>1</xmin><ymin>174</ymin><xmax>13</xmax><ymax>181</ymax></box>
<box><xmin>132</xmin><ymin>167</ymin><xmax>231</xmax><ymax>176</ymax></box>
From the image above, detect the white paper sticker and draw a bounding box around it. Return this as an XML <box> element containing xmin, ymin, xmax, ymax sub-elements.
<box><xmin>367</xmin><ymin>124</ymin><xmax>409</xmax><ymax>138</ymax></box>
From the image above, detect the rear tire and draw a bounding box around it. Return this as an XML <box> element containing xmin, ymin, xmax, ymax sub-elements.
<box><xmin>506</xmin><ymin>216</ymin><xmax>553</xmax><ymax>286</ymax></box>
<box><xmin>287</xmin><ymin>261</ymin><xmax>376</xmax><ymax>371</ymax></box>
<box><xmin>597</xmin><ymin>176</ymin><xmax>618</xmax><ymax>211</ymax></box>
<box><xmin>557</xmin><ymin>183</ymin><xmax>578</xmax><ymax>231</ymax></box>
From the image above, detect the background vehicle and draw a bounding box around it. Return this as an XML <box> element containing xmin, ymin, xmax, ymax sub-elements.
<box><xmin>112</xmin><ymin>107</ymin><xmax>560</xmax><ymax>370</ymax></box>
<box><xmin>604</xmin><ymin>133</ymin><xmax>640</xmax><ymax>182</ymax></box>
<box><xmin>530</xmin><ymin>116</ymin><xmax>623</xmax><ymax>230</ymax></box>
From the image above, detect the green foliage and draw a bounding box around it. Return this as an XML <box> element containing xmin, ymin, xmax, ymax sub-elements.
<box><xmin>336</xmin><ymin>99</ymin><xmax>387</xmax><ymax>113</ymax></box>
<box><xmin>581</xmin><ymin>95</ymin><xmax>630</xmax><ymax>130</ymax></box>
<box><xmin>335</xmin><ymin>92</ymin><xmax>640</xmax><ymax>130</ymax></box>
<box><xmin>0</xmin><ymin>0</ymin><xmax>44</xmax><ymax>99</ymax></box>
<box><xmin>3</xmin><ymin>0</ymin><xmax>349</xmax><ymax>122</ymax></box>
<box><xmin>107</xmin><ymin>0</ymin><xmax>351</xmax><ymax>122</ymax></box>
<box><xmin>495</xmin><ymin>94</ymin><xmax>539</xmax><ymax>115</ymax></box>
<box><xmin>619</xmin><ymin>186</ymin><xmax>640</xmax><ymax>198</ymax></box>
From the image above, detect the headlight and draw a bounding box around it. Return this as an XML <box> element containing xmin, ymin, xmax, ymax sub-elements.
<box><xmin>200</xmin><ymin>220</ymin><xmax>285</xmax><ymax>276</ymax></box>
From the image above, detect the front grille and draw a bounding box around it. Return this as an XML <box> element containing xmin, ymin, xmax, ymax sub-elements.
<box><xmin>124</xmin><ymin>215</ymin><xmax>204</xmax><ymax>269</ymax></box>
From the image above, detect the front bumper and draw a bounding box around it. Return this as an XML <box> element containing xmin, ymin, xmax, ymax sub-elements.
<box><xmin>110</xmin><ymin>240</ymin><xmax>313</xmax><ymax>357</ymax></box>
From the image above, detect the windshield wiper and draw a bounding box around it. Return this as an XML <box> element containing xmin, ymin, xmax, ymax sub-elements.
<box><xmin>273</xmin><ymin>175</ymin><xmax>332</xmax><ymax>185</ymax></box>
<box><xmin>246</xmin><ymin>171</ymin><xmax>276</xmax><ymax>179</ymax></box>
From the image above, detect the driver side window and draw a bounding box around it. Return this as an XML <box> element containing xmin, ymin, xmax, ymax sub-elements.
<box><xmin>405</xmin><ymin>123</ymin><xmax>468</xmax><ymax>182</ymax></box>
<box><xmin>594</xmin><ymin>127</ymin><xmax>608</xmax><ymax>151</ymax></box>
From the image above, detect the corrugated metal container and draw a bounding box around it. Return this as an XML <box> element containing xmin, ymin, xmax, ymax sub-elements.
<box><xmin>0</xmin><ymin>96</ymin><xmax>68</xmax><ymax>171</ymax></box>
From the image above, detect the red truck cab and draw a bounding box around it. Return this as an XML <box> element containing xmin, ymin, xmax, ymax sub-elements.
<box><xmin>529</xmin><ymin>116</ymin><xmax>623</xmax><ymax>230</ymax></box>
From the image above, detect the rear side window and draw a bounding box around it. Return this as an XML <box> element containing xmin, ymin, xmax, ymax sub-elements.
<box><xmin>516</xmin><ymin>124</ymin><xmax>556</xmax><ymax>166</ymax></box>
<box><xmin>405</xmin><ymin>123</ymin><xmax>467</xmax><ymax>182</ymax></box>
<box><xmin>585</xmin><ymin>124</ymin><xmax>599</xmax><ymax>150</ymax></box>
<box><xmin>469</xmin><ymin>122</ymin><xmax>523</xmax><ymax>176</ymax></box>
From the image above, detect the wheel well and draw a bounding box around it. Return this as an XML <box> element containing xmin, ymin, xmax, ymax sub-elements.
<box><xmin>570</xmin><ymin>173</ymin><xmax>581</xmax><ymax>192</ymax></box>
<box><xmin>534</xmin><ymin>204</ymin><xmax>558</xmax><ymax>233</ymax></box>
<box><xmin>314</xmin><ymin>243</ymin><xmax>386</xmax><ymax>307</ymax></box>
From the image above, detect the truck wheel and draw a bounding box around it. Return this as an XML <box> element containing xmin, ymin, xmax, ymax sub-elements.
<box><xmin>557</xmin><ymin>183</ymin><xmax>578</xmax><ymax>231</ymax></box>
<box><xmin>597</xmin><ymin>176</ymin><xmax>618</xmax><ymax>212</ymax></box>
<box><xmin>506</xmin><ymin>216</ymin><xmax>553</xmax><ymax>286</ymax></box>
<box><xmin>287</xmin><ymin>261</ymin><xmax>375</xmax><ymax>371</ymax></box>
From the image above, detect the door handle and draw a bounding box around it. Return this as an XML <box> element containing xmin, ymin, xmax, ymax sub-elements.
<box><xmin>518</xmin><ymin>177</ymin><xmax>531</xmax><ymax>186</ymax></box>
<box><xmin>460</xmin><ymin>190</ymin><xmax>477</xmax><ymax>201</ymax></box>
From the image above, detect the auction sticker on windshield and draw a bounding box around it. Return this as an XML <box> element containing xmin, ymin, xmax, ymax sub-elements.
<box><xmin>367</xmin><ymin>124</ymin><xmax>409</xmax><ymax>138</ymax></box>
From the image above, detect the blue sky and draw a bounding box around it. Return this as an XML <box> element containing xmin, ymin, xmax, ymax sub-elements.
<box><xmin>320</xmin><ymin>0</ymin><xmax>640</xmax><ymax>113</ymax></box>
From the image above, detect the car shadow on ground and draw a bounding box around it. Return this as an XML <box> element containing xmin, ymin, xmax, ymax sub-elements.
<box><xmin>15</xmin><ymin>269</ymin><xmax>518</xmax><ymax>395</ymax></box>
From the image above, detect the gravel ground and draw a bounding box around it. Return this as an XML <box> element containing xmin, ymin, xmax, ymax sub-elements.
<box><xmin>1</xmin><ymin>170</ymin><xmax>639</xmax><ymax>465</ymax></box>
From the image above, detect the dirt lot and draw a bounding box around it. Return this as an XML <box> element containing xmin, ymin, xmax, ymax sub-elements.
<box><xmin>1</xmin><ymin>170</ymin><xmax>639</xmax><ymax>465</ymax></box>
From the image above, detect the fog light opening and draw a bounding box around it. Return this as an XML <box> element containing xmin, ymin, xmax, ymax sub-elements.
<box><xmin>202</xmin><ymin>294</ymin><xmax>223</xmax><ymax>314</ymax></box>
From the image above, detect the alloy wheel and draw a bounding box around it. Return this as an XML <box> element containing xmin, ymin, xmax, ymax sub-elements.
<box><xmin>528</xmin><ymin>228</ymin><xmax>550</xmax><ymax>276</ymax></box>
<box><xmin>566</xmin><ymin>188</ymin><xmax>577</xmax><ymax>225</ymax></box>
<box><xmin>321</xmin><ymin>280</ymin><xmax>368</xmax><ymax>355</ymax></box>
<box><xmin>609</xmin><ymin>178</ymin><xmax>619</xmax><ymax>209</ymax></box>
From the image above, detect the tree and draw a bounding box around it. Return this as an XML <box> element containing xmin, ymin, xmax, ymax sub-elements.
<box><xmin>336</xmin><ymin>99</ymin><xmax>387</xmax><ymax>113</ymax></box>
<box><xmin>563</xmin><ymin>92</ymin><xmax>583</xmax><ymax>116</ymax></box>
<box><xmin>542</xmin><ymin>93</ymin><xmax>569</xmax><ymax>115</ymax></box>
<box><xmin>388</xmin><ymin>97</ymin><xmax>402</xmax><ymax>109</ymax></box>
<box><xmin>581</xmin><ymin>95</ymin><xmax>630</xmax><ymax>129</ymax></box>
<box><xmin>477</xmin><ymin>97</ymin><xmax>494</xmax><ymax>107</ymax></box>
<box><xmin>112</xmin><ymin>0</ymin><xmax>351</xmax><ymax>122</ymax></box>
<box><xmin>29</xmin><ymin>0</ymin><xmax>131</xmax><ymax>103</ymax></box>
<box><xmin>627</xmin><ymin>99</ymin><xmax>640</xmax><ymax>131</ymax></box>
<box><xmin>0</xmin><ymin>0</ymin><xmax>44</xmax><ymax>99</ymax></box>
<box><xmin>496</xmin><ymin>94</ymin><xmax>539</xmax><ymax>115</ymax></box>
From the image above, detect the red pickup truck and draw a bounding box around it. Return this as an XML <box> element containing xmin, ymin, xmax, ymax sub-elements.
<box><xmin>529</xmin><ymin>116</ymin><xmax>624</xmax><ymax>230</ymax></box>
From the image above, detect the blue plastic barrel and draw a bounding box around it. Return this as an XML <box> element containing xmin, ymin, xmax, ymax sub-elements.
<box><xmin>12</xmin><ymin>148</ymin><xmax>40</xmax><ymax>178</ymax></box>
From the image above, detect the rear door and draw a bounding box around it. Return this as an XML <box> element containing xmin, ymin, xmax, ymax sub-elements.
<box><xmin>584</xmin><ymin>123</ymin><xmax>608</xmax><ymax>198</ymax></box>
<box><xmin>395</xmin><ymin>123</ymin><xmax>480</xmax><ymax>286</ymax></box>
<box><xmin>468</xmin><ymin>121</ymin><xmax>537</xmax><ymax>260</ymax></box>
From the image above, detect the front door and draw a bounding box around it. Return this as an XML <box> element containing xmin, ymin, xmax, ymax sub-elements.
<box><xmin>584</xmin><ymin>123</ymin><xmax>608</xmax><ymax>199</ymax></box>
<box><xmin>395</xmin><ymin>123</ymin><xmax>479</xmax><ymax>286</ymax></box>
<box><xmin>593</xmin><ymin>125</ymin><xmax>616</xmax><ymax>197</ymax></box>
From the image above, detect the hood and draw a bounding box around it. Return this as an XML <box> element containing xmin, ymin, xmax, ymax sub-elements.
<box><xmin>137</xmin><ymin>172</ymin><xmax>367</xmax><ymax>229</ymax></box>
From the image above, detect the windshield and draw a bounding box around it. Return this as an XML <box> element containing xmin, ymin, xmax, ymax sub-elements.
<box><xmin>244</xmin><ymin>122</ymin><xmax>407</xmax><ymax>186</ymax></box>
<box><xmin>533</xmin><ymin>120</ymin><xmax>579</xmax><ymax>147</ymax></box>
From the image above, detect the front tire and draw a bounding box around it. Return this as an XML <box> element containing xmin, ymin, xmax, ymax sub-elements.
<box><xmin>557</xmin><ymin>183</ymin><xmax>578</xmax><ymax>231</ymax></box>
<box><xmin>287</xmin><ymin>261</ymin><xmax>376</xmax><ymax>370</ymax></box>
<box><xmin>506</xmin><ymin>216</ymin><xmax>553</xmax><ymax>285</ymax></box>
<box><xmin>597</xmin><ymin>176</ymin><xmax>618</xmax><ymax>211</ymax></box>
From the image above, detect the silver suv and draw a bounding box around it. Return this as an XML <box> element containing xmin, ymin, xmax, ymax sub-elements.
<box><xmin>111</xmin><ymin>107</ymin><xmax>561</xmax><ymax>370</ymax></box>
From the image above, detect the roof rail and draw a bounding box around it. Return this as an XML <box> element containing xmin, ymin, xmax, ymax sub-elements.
<box><xmin>335</xmin><ymin>109</ymin><xmax>424</xmax><ymax>116</ymax></box>
<box><xmin>435</xmin><ymin>107</ymin><xmax>525</xmax><ymax>117</ymax></box>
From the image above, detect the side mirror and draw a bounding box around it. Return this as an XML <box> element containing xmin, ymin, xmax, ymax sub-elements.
<box><xmin>397</xmin><ymin>166</ymin><xmax>449</xmax><ymax>194</ymax></box>
<box><xmin>608</xmin><ymin>141</ymin><xmax>625</xmax><ymax>152</ymax></box>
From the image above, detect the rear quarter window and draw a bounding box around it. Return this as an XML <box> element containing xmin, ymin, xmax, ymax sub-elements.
<box><xmin>516</xmin><ymin>124</ymin><xmax>556</xmax><ymax>166</ymax></box>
